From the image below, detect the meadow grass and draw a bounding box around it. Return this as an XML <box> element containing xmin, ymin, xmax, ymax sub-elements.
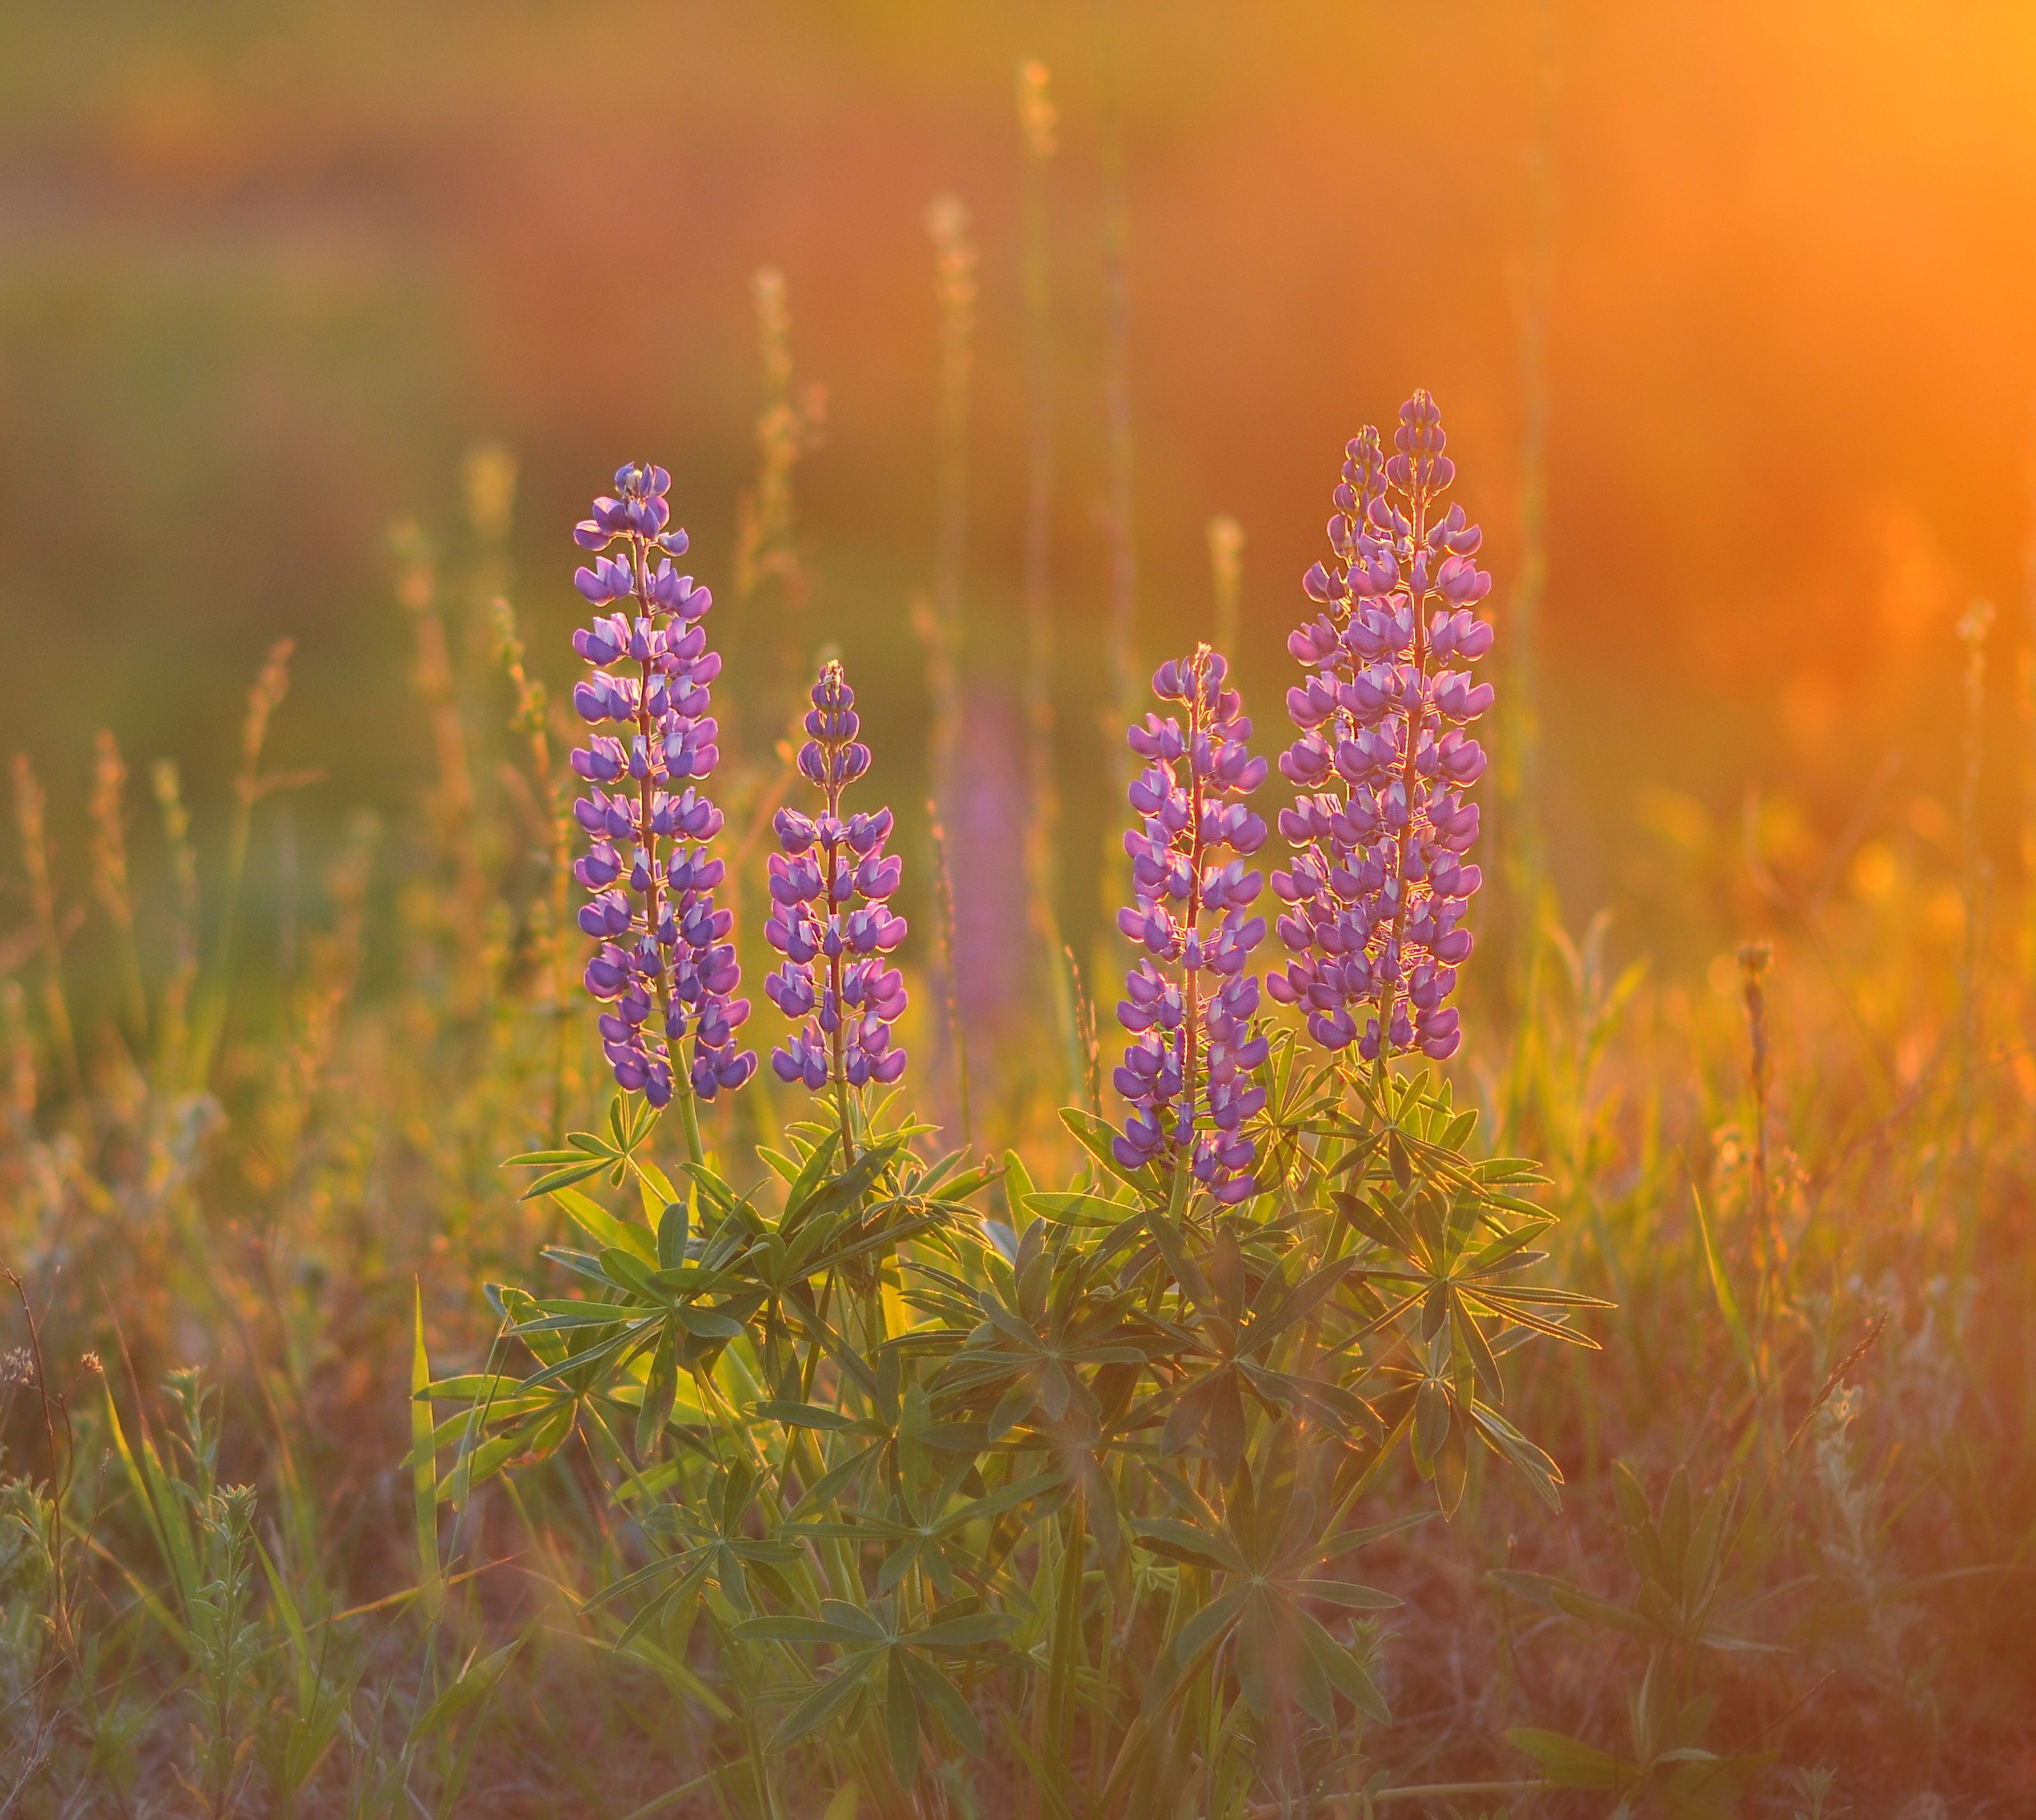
<box><xmin>4</xmin><ymin>110</ymin><xmax>2035</xmax><ymax>1820</ymax></box>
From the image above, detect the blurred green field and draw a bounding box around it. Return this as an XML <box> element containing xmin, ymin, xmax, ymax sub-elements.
<box><xmin>5</xmin><ymin>4</ymin><xmax>2036</xmax><ymax>1815</ymax></box>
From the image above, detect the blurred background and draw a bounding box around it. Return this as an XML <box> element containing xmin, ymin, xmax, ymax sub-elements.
<box><xmin>6</xmin><ymin>0</ymin><xmax>2035</xmax><ymax>1016</ymax></box>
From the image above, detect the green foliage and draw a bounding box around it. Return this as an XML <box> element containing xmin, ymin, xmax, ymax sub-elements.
<box><xmin>1497</xmin><ymin>1463</ymin><xmax>1778</xmax><ymax>1817</ymax></box>
<box><xmin>415</xmin><ymin>1053</ymin><xmax>1591</xmax><ymax>1811</ymax></box>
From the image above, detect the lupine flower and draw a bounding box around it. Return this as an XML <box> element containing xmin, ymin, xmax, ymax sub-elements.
<box><xmin>1266</xmin><ymin>391</ymin><xmax>1494</xmax><ymax>1064</ymax></box>
<box><xmin>765</xmin><ymin>661</ymin><xmax>910</xmax><ymax>1093</ymax></box>
<box><xmin>1112</xmin><ymin>644</ymin><xmax>1270</xmax><ymax>1203</ymax></box>
<box><xmin>570</xmin><ymin>462</ymin><xmax>755</xmax><ymax>1107</ymax></box>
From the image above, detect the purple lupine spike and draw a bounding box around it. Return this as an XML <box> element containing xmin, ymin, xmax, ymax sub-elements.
<box><xmin>570</xmin><ymin>462</ymin><xmax>755</xmax><ymax>1107</ymax></box>
<box><xmin>765</xmin><ymin>661</ymin><xmax>910</xmax><ymax>1093</ymax></box>
<box><xmin>1112</xmin><ymin>643</ymin><xmax>1270</xmax><ymax>1203</ymax></box>
<box><xmin>1267</xmin><ymin>390</ymin><xmax>1494</xmax><ymax>1065</ymax></box>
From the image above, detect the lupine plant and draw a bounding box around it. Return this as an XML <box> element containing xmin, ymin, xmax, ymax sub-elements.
<box><xmin>764</xmin><ymin>661</ymin><xmax>911</xmax><ymax>1125</ymax></box>
<box><xmin>1267</xmin><ymin>390</ymin><xmax>1494</xmax><ymax>1065</ymax></box>
<box><xmin>571</xmin><ymin>462</ymin><xmax>755</xmax><ymax>1141</ymax></box>
<box><xmin>1113</xmin><ymin>644</ymin><xmax>1270</xmax><ymax>1202</ymax></box>
<box><xmin>425</xmin><ymin>433</ymin><xmax>1602</xmax><ymax>1818</ymax></box>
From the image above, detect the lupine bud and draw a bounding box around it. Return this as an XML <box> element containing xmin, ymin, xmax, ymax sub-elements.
<box><xmin>1112</xmin><ymin>643</ymin><xmax>1269</xmax><ymax>1202</ymax></box>
<box><xmin>569</xmin><ymin>462</ymin><xmax>755</xmax><ymax>1105</ymax></box>
<box><xmin>1266</xmin><ymin>391</ymin><xmax>1493</xmax><ymax>1064</ymax></box>
<box><xmin>765</xmin><ymin>662</ymin><xmax>911</xmax><ymax>1093</ymax></box>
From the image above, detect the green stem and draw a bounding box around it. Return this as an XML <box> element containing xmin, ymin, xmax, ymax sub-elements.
<box><xmin>676</xmin><ymin>1079</ymin><xmax>705</xmax><ymax>1169</ymax></box>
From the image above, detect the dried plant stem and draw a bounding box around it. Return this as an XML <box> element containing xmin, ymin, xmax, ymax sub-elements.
<box><xmin>2019</xmin><ymin>417</ymin><xmax>2036</xmax><ymax>1010</ymax></box>
<box><xmin>1091</xmin><ymin>4</ymin><xmax>1151</xmax><ymax>1122</ymax></box>
<box><xmin>394</xmin><ymin>526</ymin><xmax>488</xmax><ymax>1006</ymax></box>
<box><xmin>1095</xmin><ymin>9</ymin><xmax>1142</xmax><ymax>958</ymax></box>
<box><xmin>90</xmin><ymin>729</ymin><xmax>150</xmax><ymax>1047</ymax></box>
<box><xmin>462</xmin><ymin>440</ymin><xmax>518</xmax><ymax>620</ymax></box>
<box><xmin>1738</xmin><ymin>940</ymin><xmax>1774</xmax><ymax>1339</ymax></box>
<box><xmin>2021</xmin><ymin>634</ymin><xmax>2036</xmax><ymax>993</ymax></box>
<box><xmin>1</xmin><ymin>981</ymin><xmax>35</xmax><ymax>1123</ymax></box>
<box><xmin>2022</xmin><ymin>413</ymin><xmax>2036</xmax><ymax>994</ymax></box>
<box><xmin>915</xmin><ymin>195</ymin><xmax>977</xmax><ymax>1129</ymax></box>
<box><xmin>928</xmin><ymin>807</ymin><xmax>972</xmax><ymax>1147</ymax></box>
<box><xmin>493</xmin><ymin>594</ymin><xmax>580</xmax><ymax>1141</ymax></box>
<box><xmin>1496</xmin><ymin>0</ymin><xmax>1557</xmax><ymax>992</ymax></box>
<box><xmin>925</xmin><ymin>194</ymin><xmax>975</xmax><ymax>826</ymax></box>
<box><xmin>1955</xmin><ymin>597</ymin><xmax>1994</xmax><ymax>1269</ymax></box>
<box><xmin>4</xmin><ymin>1260</ymin><xmax>72</xmax><ymax>1652</ymax></box>
<box><xmin>1063</xmin><ymin>941</ymin><xmax>1100</xmax><ymax>1115</ymax></box>
<box><xmin>1017</xmin><ymin>60</ymin><xmax>1080</xmax><ymax>1100</ymax></box>
<box><xmin>10</xmin><ymin>753</ymin><xmax>82</xmax><ymax>1100</ymax></box>
<box><xmin>189</xmin><ymin>639</ymin><xmax>304</xmax><ymax>1086</ymax></box>
<box><xmin>150</xmin><ymin>759</ymin><xmax>201</xmax><ymax>1084</ymax></box>
<box><xmin>735</xmin><ymin>266</ymin><xmax>826</xmax><ymax>747</ymax></box>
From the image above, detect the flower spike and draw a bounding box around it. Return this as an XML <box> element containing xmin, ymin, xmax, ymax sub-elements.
<box><xmin>1267</xmin><ymin>391</ymin><xmax>1493</xmax><ymax>1064</ymax></box>
<box><xmin>570</xmin><ymin>462</ymin><xmax>755</xmax><ymax>1107</ymax></box>
<box><xmin>1112</xmin><ymin>643</ymin><xmax>1269</xmax><ymax>1203</ymax></box>
<box><xmin>765</xmin><ymin>661</ymin><xmax>910</xmax><ymax>1095</ymax></box>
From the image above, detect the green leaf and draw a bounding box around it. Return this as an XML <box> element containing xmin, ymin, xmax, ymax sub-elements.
<box><xmin>912</xmin><ymin>1611</ymin><xmax>1020</xmax><ymax>1648</ymax></box>
<box><xmin>1023</xmin><ymin>1191</ymin><xmax>1130</xmax><ymax>1228</ymax></box>
<box><xmin>1303</xmin><ymin>1579</ymin><xmax>1400</xmax><ymax>1611</ymax></box>
<box><xmin>635</xmin><ymin>1321</ymin><xmax>678</xmax><ymax>1456</ymax></box>
<box><xmin>1141</xmin><ymin>1586</ymin><xmax>1246</xmax><ymax>1718</ymax></box>
<box><xmin>753</xmin><ymin>1399</ymin><xmax>856</xmax><ymax>1431</ymax></box>
<box><xmin>1130</xmin><ymin>1517</ymin><xmax>1238</xmax><ymax>1575</ymax></box>
<box><xmin>1413</xmin><ymin>1377</ymin><xmax>1452</xmax><ymax>1472</ymax></box>
<box><xmin>885</xmin><ymin>1648</ymin><xmax>921</xmax><ymax>1783</ymax></box>
<box><xmin>773</xmin><ymin>1656</ymin><xmax>879</xmax><ymax>1750</ymax></box>
<box><xmin>517</xmin><ymin>1159</ymin><xmax>611</xmax><ymax>1199</ymax></box>
<box><xmin>735</xmin><ymin>1614</ymin><xmax>878</xmax><ymax>1647</ymax></box>
<box><xmin>1299</xmin><ymin>1610</ymin><xmax>1390</xmax><ymax>1725</ymax></box>
<box><xmin>552</xmin><ymin>1186</ymin><xmax>657</xmax><ymax>1264</ymax></box>
<box><xmin>412</xmin><ymin>1282</ymin><xmax>444</xmax><ymax>1620</ymax></box>
<box><xmin>413</xmin><ymin>1636</ymin><xmax>522</xmax><ymax>1743</ymax></box>
<box><xmin>803</xmin><ymin>1138</ymin><xmax>908</xmax><ymax>1223</ymax></box>
<box><xmin>1235</xmin><ymin>1593</ymin><xmax>1279</xmax><ymax>1719</ymax></box>
<box><xmin>601</xmin><ymin>1246</ymin><xmax>666</xmax><ymax>1301</ymax></box>
<box><xmin>1003</xmin><ymin>1148</ymin><xmax>1038</xmax><ymax>1224</ymax></box>
<box><xmin>1504</xmin><ymin>1726</ymin><xmax>1628</xmax><ymax>1791</ymax></box>
<box><xmin>1690</xmin><ymin>1185</ymin><xmax>1756</xmax><ymax>1388</ymax></box>
<box><xmin>658</xmin><ymin>1198</ymin><xmax>692</xmax><ymax>1271</ymax></box>
<box><xmin>778</xmin><ymin>1134</ymin><xmax>841</xmax><ymax>1218</ymax></box>
<box><xmin>901</xmin><ymin>1648</ymin><xmax>984</xmax><ymax>1755</ymax></box>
